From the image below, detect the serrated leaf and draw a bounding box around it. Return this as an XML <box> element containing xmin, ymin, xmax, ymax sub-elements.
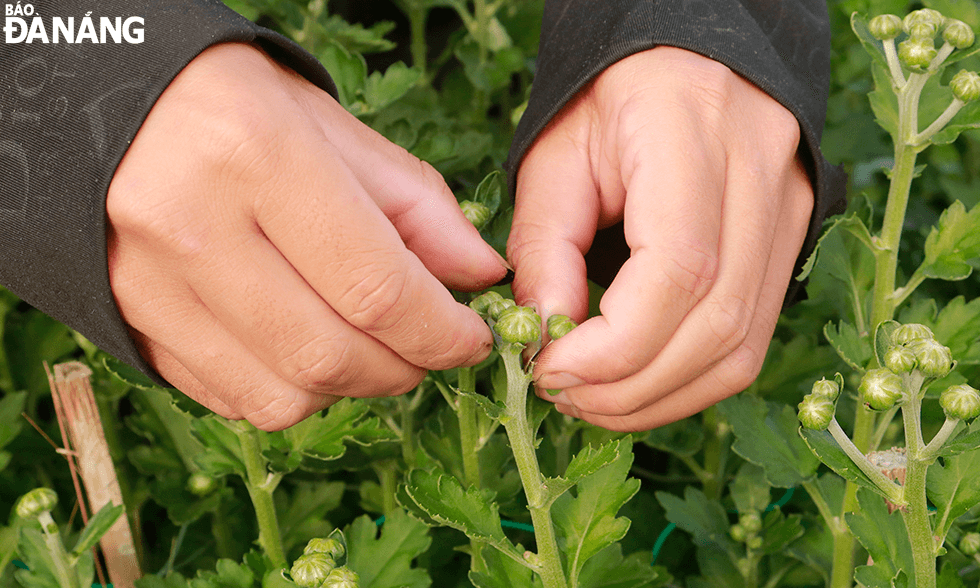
<box><xmin>642</xmin><ymin>418</ymin><xmax>703</xmax><ymax>458</ymax></box>
<box><xmin>102</xmin><ymin>354</ymin><xmax>166</xmax><ymax>391</ymax></box>
<box><xmin>70</xmin><ymin>502</ymin><xmax>123</xmax><ymax>558</ymax></box>
<box><xmin>655</xmin><ymin>487</ymin><xmax>732</xmax><ymax>552</ymax></box>
<box><xmin>718</xmin><ymin>395</ymin><xmax>819</xmax><ymax>487</ymax></box>
<box><xmin>851</xmin><ymin>13</ymin><xmax>891</xmax><ymax>73</ymax></box>
<box><xmin>542</xmin><ymin>439</ymin><xmax>625</xmax><ymax>506</ymax></box>
<box><xmin>730</xmin><ymin>463</ymin><xmax>771</xmax><ymax>515</ymax></box>
<box><xmin>553</xmin><ymin>438</ymin><xmax>640</xmax><ymax>585</ymax></box>
<box><xmin>403</xmin><ymin>468</ymin><xmax>523</xmax><ymax>561</ymax></box>
<box><xmin>825</xmin><ymin>320</ymin><xmax>872</xmax><ymax>371</ymax></box>
<box><xmin>847</xmin><ymin>489</ymin><xmax>913</xmax><ymax>588</ymax></box>
<box><xmin>922</xmin><ymin>296</ymin><xmax>980</xmax><ymax>364</ymax></box>
<box><xmin>363</xmin><ymin>62</ymin><xmax>422</xmax><ymax>112</ymax></box>
<box><xmin>468</xmin><ymin>544</ymin><xmax>536</xmax><ymax>588</ymax></box>
<box><xmin>760</xmin><ymin>512</ymin><xmax>805</xmax><ymax>555</ymax></box>
<box><xmin>317</xmin><ymin>41</ymin><xmax>367</xmax><ymax>108</ymax></box>
<box><xmin>799</xmin><ymin>212</ymin><xmax>876</xmax><ymax>281</ymax></box>
<box><xmin>473</xmin><ymin>171</ymin><xmax>504</xmax><ymax>216</ymax></box>
<box><xmin>940</xmin><ymin>419</ymin><xmax>980</xmax><ymax>457</ymax></box>
<box><xmin>15</xmin><ymin>527</ymin><xmax>94</xmax><ymax>588</ymax></box>
<box><xmin>928</xmin><ymin>444</ymin><xmax>980</xmax><ymax>540</ymax></box>
<box><xmin>191</xmin><ymin>416</ymin><xmax>246</xmax><ymax>478</ymax></box>
<box><xmin>346</xmin><ymin>510</ymin><xmax>432</xmax><ymax>588</ymax></box>
<box><xmin>920</xmin><ymin>201</ymin><xmax>980</xmax><ymax>281</ymax></box>
<box><xmin>281</xmin><ymin>399</ymin><xmax>398</xmax><ymax>468</ymax></box>
<box><xmin>576</xmin><ymin>544</ymin><xmax>661</xmax><ymax>588</ymax></box>
<box><xmin>800</xmin><ymin>428</ymin><xmax>899</xmax><ymax>501</ymax></box>
<box><xmin>874</xmin><ymin>320</ymin><xmax>900</xmax><ymax>368</ymax></box>
<box><xmin>457</xmin><ymin>388</ymin><xmax>504</xmax><ymax>420</ymax></box>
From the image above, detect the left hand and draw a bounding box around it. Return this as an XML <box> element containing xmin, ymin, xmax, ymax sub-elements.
<box><xmin>508</xmin><ymin>47</ymin><xmax>814</xmax><ymax>431</ymax></box>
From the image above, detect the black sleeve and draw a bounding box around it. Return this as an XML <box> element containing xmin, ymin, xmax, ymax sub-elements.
<box><xmin>0</xmin><ymin>1</ymin><xmax>336</xmax><ymax>384</ymax></box>
<box><xmin>505</xmin><ymin>0</ymin><xmax>848</xmax><ymax>302</ymax></box>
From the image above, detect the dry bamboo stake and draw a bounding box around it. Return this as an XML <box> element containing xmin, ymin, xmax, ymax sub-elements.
<box><xmin>47</xmin><ymin>361</ymin><xmax>141</xmax><ymax>588</ymax></box>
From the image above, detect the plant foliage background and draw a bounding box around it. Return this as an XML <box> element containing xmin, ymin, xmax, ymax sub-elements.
<box><xmin>4</xmin><ymin>0</ymin><xmax>980</xmax><ymax>587</ymax></box>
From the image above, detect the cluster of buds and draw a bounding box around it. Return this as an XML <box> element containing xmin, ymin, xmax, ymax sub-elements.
<box><xmin>870</xmin><ymin>9</ymin><xmax>976</xmax><ymax>71</ymax></box>
<box><xmin>798</xmin><ymin>376</ymin><xmax>842</xmax><ymax>431</ymax></box>
<box><xmin>459</xmin><ymin>200</ymin><xmax>492</xmax><ymax>230</ymax></box>
<box><xmin>470</xmin><ymin>291</ymin><xmax>542</xmax><ymax>346</ymax></box>
<box><xmin>290</xmin><ymin>536</ymin><xmax>358</xmax><ymax>588</ymax></box>
<box><xmin>729</xmin><ymin>511</ymin><xmax>764</xmax><ymax>549</ymax></box>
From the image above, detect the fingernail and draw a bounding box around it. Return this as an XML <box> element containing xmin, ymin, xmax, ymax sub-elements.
<box><xmin>494</xmin><ymin>268</ymin><xmax>515</xmax><ymax>287</ymax></box>
<box><xmin>536</xmin><ymin>372</ymin><xmax>586</xmax><ymax>390</ymax></box>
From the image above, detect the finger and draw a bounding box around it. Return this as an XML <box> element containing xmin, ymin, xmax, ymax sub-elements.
<box><xmin>533</xmin><ymin>107</ymin><xmax>725</xmax><ymax>388</ymax></box>
<box><xmin>508</xmin><ymin>102</ymin><xmax>600</xmax><ymax>326</ymax></box>
<box><xmin>251</xmin><ymin>128</ymin><xmax>494</xmax><ymax>371</ymax></box>
<box><xmin>302</xmin><ymin>92</ymin><xmax>508</xmax><ymax>290</ymax></box>
<box><xmin>543</xmin><ymin>160</ymin><xmax>812</xmax><ymax>421</ymax></box>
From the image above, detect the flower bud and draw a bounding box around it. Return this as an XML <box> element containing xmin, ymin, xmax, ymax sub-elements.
<box><xmin>740</xmin><ymin>512</ymin><xmax>763</xmax><ymax>534</ymax></box>
<box><xmin>322</xmin><ymin>566</ymin><xmax>360</xmax><ymax>588</ymax></box>
<box><xmin>884</xmin><ymin>345</ymin><xmax>917</xmax><ymax>374</ymax></box>
<box><xmin>186</xmin><ymin>472</ymin><xmax>218</xmax><ymax>497</ymax></box>
<box><xmin>908</xmin><ymin>338</ymin><xmax>953</xmax><ymax>378</ymax></box>
<box><xmin>15</xmin><ymin>488</ymin><xmax>58</xmax><ymax>520</ymax></box>
<box><xmin>893</xmin><ymin>323</ymin><xmax>935</xmax><ymax>345</ymax></box>
<box><xmin>940</xmin><ymin>384</ymin><xmax>980</xmax><ymax>421</ymax></box>
<box><xmin>494</xmin><ymin>306</ymin><xmax>541</xmax><ymax>345</ymax></box>
<box><xmin>960</xmin><ymin>532</ymin><xmax>980</xmax><ymax>556</ymax></box>
<box><xmin>458</xmin><ymin>200</ymin><xmax>492</xmax><ymax>230</ymax></box>
<box><xmin>899</xmin><ymin>38</ymin><xmax>938</xmax><ymax>69</ymax></box>
<box><xmin>546</xmin><ymin>315</ymin><xmax>577</xmax><ymax>340</ymax></box>
<box><xmin>729</xmin><ymin>523</ymin><xmax>747</xmax><ymax>543</ymax></box>
<box><xmin>470</xmin><ymin>291</ymin><xmax>504</xmax><ymax>320</ymax></box>
<box><xmin>943</xmin><ymin>20</ymin><xmax>976</xmax><ymax>49</ymax></box>
<box><xmin>488</xmin><ymin>297</ymin><xmax>516</xmax><ymax>321</ymax></box>
<box><xmin>870</xmin><ymin>14</ymin><xmax>903</xmax><ymax>40</ymax></box>
<box><xmin>859</xmin><ymin>368</ymin><xmax>905</xmax><ymax>411</ymax></box>
<box><xmin>290</xmin><ymin>553</ymin><xmax>337</xmax><ymax>588</ymax></box>
<box><xmin>304</xmin><ymin>537</ymin><xmax>346</xmax><ymax>561</ymax></box>
<box><xmin>951</xmin><ymin>70</ymin><xmax>980</xmax><ymax>102</ymax></box>
<box><xmin>747</xmin><ymin>536</ymin><xmax>764</xmax><ymax>550</ymax></box>
<box><xmin>904</xmin><ymin>9</ymin><xmax>945</xmax><ymax>36</ymax></box>
<box><xmin>909</xmin><ymin>22</ymin><xmax>938</xmax><ymax>40</ymax></box>
<box><xmin>798</xmin><ymin>393</ymin><xmax>835</xmax><ymax>430</ymax></box>
<box><xmin>811</xmin><ymin>377</ymin><xmax>841</xmax><ymax>401</ymax></box>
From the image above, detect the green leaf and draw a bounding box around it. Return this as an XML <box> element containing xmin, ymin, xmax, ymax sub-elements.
<box><xmin>800</xmin><ymin>429</ymin><xmax>898</xmax><ymax>501</ymax></box>
<box><xmin>850</xmin><ymin>13</ymin><xmax>891</xmax><ymax>74</ymax></box>
<box><xmin>70</xmin><ymin>502</ymin><xmax>123</xmax><ymax>558</ymax></box>
<box><xmin>940</xmin><ymin>419</ymin><xmax>980</xmax><ymax>457</ymax></box>
<box><xmin>363</xmin><ymin>62</ymin><xmax>422</xmax><ymax>112</ymax></box>
<box><xmin>920</xmin><ymin>201</ymin><xmax>980</xmax><ymax>281</ymax></box>
<box><xmin>402</xmin><ymin>468</ymin><xmax>523</xmax><ymax>561</ymax></box>
<box><xmin>923</xmin><ymin>0</ymin><xmax>980</xmax><ymax>28</ymax></box>
<box><xmin>655</xmin><ymin>487</ymin><xmax>733</xmax><ymax>552</ymax></box>
<box><xmin>576</xmin><ymin>544</ymin><xmax>662</xmax><ymax>588</ymax></box>
<box><xmin>938</xmin><ymin>561</ymin><xmax>967</xmax><ymax>588</ymax></box>
<box><xmin>825</xmin><ymin>320</ymin><xmax>873</xmax><ymax>371</ymax></box>
<box><xmin>760</xmin><ymin>511</ymin><xmax>805</xmax><ymax>555</ymax></box>
<box><xmin>278</xmin><ymin>481</ymin><xmax>346</xmax><ymax>554</ymax></box>
<box><xmin>874</xmin><ymin>320</ymin><xmax>900</xmax><ymax>368</ymax></box>
<box><xmin>135</xmin><ymin>572</ymin><xmax>188</xmax><ymax>588</ymax></box>
<box><xmin>102</xmin><ymin>354</ymin><xmax>166</xmax><ymax>391</ymax></box>
<box><xmin>346</xmin><ymin>510</ymin><xmax>433</xmax><ymax>588</ymax></box>
<box><xmin>188</xmin><ymin>558</ymin><xmax>255</xmax><ymax>588</ymax></box>
<box><xmin>641</xmin><ymin>418</ymin><xmax>703</xmax><ymax>459</ymax></box>
<box><xmin>468</xmin><ymin>545</ymin><xmax>536</xmax><ymax>588</ymax></box>
<box><xmin>191</xmin><ymin>416</ymin><xmax>246</xmax><ymax>478</ymax></box>
<box><xmin>552</xmin><ymin>438</ymin><xmax>640</xmax><ymax>585</ymax></box>
<box><xmin>0</xmin><ymin>391</ymin><xmax>26</xmax><ymax>471</ymax></box>
<box><xmin>799</xmin><ymin>212</ymin><xmax>875</xmax><ymax>281</ymax></box>
<box><xmin>317</xmin><ymin>41</ymin><xmax>367</xmax><ymax>108</ymax></box>
<box><xmin>275</xmin><ymin>399</ymin><xmax>397</xmax><ymax>470</ymax></box>
<box><xmin>542</xmin><ymin>439</ymin><xmax>626</xmax><ymax>506</ymax></box>
<box><xmin>718</xmin><ymin>395</ymin><xmax>820</xmax><ymax>487</ymax></box>
<box><xmin>920</xmin><ymin>296</ymin><xmax>980</xmax><ymax>364</ymax></box>
<box><xmin>4</xmin><ymin>310</ymin><xmax>78</xmax><ymax>395</ymax></box>
<box><xmin>847</xmin><ymin>489</ymin><xmax>913</xmax><ymax>588</ymax></box>
<box><xmin>730</xmin><ymin>463</ymin><xmax>771</xmax><ymax>515</ymax></box>
<box><xmin>473</xmin><ymin>171</ymin><xmax>504</xmax><ymax>216</ymax></box>
<box><xmin>928</xmin><ymin>444</ymin><xmax>980</xmax><ymax>540</ymax></box>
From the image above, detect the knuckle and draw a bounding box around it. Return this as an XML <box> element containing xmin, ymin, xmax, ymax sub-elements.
<box><xmin>342</xmin><ymin>263</ymin><xmax>412</xmax><ymax>333</ymax></box>
<box><xmin>242</xmin><ymin>392</ymin><xmax>306</xmax><ymax>432</ymax></box>
<box><xmin>660</xmin><ymin>244</ymin><xmax>718</xmax><ymax>303</ymax></box>
<box><xmin>280</xmin><ymin>335</ymin><xmax>356</xmax><ymax>391</ymax></box>
<box><xmin>705</xmin><ymin>294</ymin><xmax>753</xmax><ymax>356</ymax></box>
<box><xmin>719</xmin><ymin>344</ymin><xmax>765</xmax><ymax>393</ymax></box>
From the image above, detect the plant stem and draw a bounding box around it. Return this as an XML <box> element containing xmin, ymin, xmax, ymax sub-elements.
<box><xmin>473</xmin><ymin>0</ymin><xmax>489</xmax><ymax>65</ymax></box>
<box><xmin>37</xmin><ymin>511</ymin><xmax>80</xmax><ymax>588</ymax></box>
<box><xmin>829</xmin><ymin>419</ymin><xmax>904</xmax><ymax>504</ymax></box>
<box><xmin>701</xmin><ymin>406</ymin><xmax>726</xmax><ymax>500</ymax></box>
<box><xmin>499</xmin><ymin>347</ymin><xmax>567</xmax><ymax>588</ymax></box>
<box><xmin>405</xmin><ymin>2</ymin><xmax>428</xmax><ymax>79</ymax></box>
<box><xmin>902</xmin><ymin>396</ymin><xmax>937</xmax><ymax>588</ymax></box>
<box><xmin>377</xmin><ymin>461</ymin><xmax>400</xmax><ymax>515</ymax></box>
<box><xmin>235</xmin><ymin>422</ymin><xmax>286</xmax><ymax>568</ymax></box>
<box><xmin>399</xmin><ymin>395</ymin><xmax>417</xmax><ymax>467</ymax></box>
<box><xmin>457</xmin><ymin>367</ymin><xmax>482</xmax><ymax>488</ymax></box>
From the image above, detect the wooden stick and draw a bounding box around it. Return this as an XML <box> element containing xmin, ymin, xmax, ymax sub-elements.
<box><xmin>48</xmin><ymin>361</ymin><xmax>141</xmax><ymax>588</ymax></box>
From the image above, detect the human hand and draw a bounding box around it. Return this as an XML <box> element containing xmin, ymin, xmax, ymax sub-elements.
<box><xmin>508</xmin><ymin>47</ymin><xmax>814</xmax><ymax>431</ymax></box>
<box><xmin>107</xmin><ymin>43</ymin><xmax>508</xmax><ymax>430</ymax></box>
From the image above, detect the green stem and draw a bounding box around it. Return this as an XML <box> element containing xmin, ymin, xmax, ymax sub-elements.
<box><xmin>406</xmin><ymin>2</ymin><xmax>428</xmax><ymax>79</ymax></box>
<box><xmin>377</xmin><ymin>461</ymin><xmax>400</xmax><ymax>516</ymax></box>
<box><xmin>902</xmin><ymin>398</ymin><xmax>937</xmax><ymax>588</ymax></box>
<box><xmin>399</xmin><ymin>395</ymin><xmax>417</xmax><ymax>467</ymax></box>
<box><xmin>235</xmin><ymin>422</ymin><xmax>286</xmax><ymax>567</ymax></box>
<box><xmin>869</xmin><ymin>406</ymin><xmax>901</xmax><ymax>452</ymax></box>
<box><xmin>458</xmin><ymin>367</ymin><xmax>482</xmax><ymax>488</ymax></box>
<box><xmin>701</xmin><ymin>406</ymin><xmax>726</xmax><ymax>500</ymax></box>
<box><xmin>922</xmin><ymin>418</ymin><xmax>960</xmax><ymax>460</ymax></box>
<box><xmin>500</xmin><ymin>348</ymin><xmax>567</xmax><ymax>588</ymax></box>
<box><xmin>473</xmin><ymin>0</ymin><xmax>489</xmax><ymax>65</ymax></box>
<box><xmin>211</xmin><ymin>499</ymin><xmax>236</xmax><ymax>560</ymax></box>
<box><xmin>37</xmin><ymin>511</ymin><xmax>80</xmax><ymax>588</ymax></box>
<box><xmin>829</xmin><ymin>419</ymin><xmax>904</xmax><ymax>505</ymax></box>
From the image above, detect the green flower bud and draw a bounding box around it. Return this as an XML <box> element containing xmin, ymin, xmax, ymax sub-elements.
<box><xmin>470</xmin><ymin>291</ymin><xmax>504</xmax><ymax>320</ymax></box>
<box><xmin>884</xmin><ymin>345</ymin><xmax>917</xmax><ymax>374</ymax></box>
<box><xmin>740</xmin><ymin>512</ymin><xmax>763</xmax><ymax>534</ymax></box>
<box><xmin>960</xmin><ymin>532</ymin><xmax>980</xmax><ymax>556</ymax></box>
<box><xmin>908</xmin><ymin>338</ymin><xmax>953</xmax><ymax>378</ymax></box>
<box><xmin>904</xmin><ymin>9</ymin><xmax>945</xmax><ymax>36</ymax></box>
<box><xmin>909</xmin><ymin>22</ymin><xmax>938</xmax><ymax>40</ymax></box>
<box><xmin>488</xmin><ymin>297</ymin><xmax>516</xmax><ymax>321</ymax></box>
<box><xmin>290</xmin><ymin>553</ymin><xmax>337</xmax><ymax>588</ymax></box>
<box><xmin>729</xmin><ymin>523</ymin><xmax>747</xmax><ymax>543</ymax></box>
<box><xmin>951</xmin><ymin>70</ymin><xmax>980</xmax><ymax>102</ymax></box>
<box><xmin>15</xmin><ymin>488</ymin><xmax>58</xmax><ymax>519</ymax></box>
<box><xmin>322</xmin><ymin>566</ymin><xmax>360</xmax><ymax>588</ymax></box>
<box><xmin>494</xmin><ymin>306</ymin><xmax>541</xmax><ymax>345</ymax></box>
<box><xmin>899</xmin><ymin>38</ymin><xmax>938</xmax><ymax>69</ymax></box>
<box><xmin>870</xmin><ymin>14</ymin><xmax>903</xmax><ymax>40</ymax></box>
<box><xmin>940</xmin><ymin>384</ymin><xmax>980</xmax><ymax>421</ymax></box>
<box><xmin>893</xmin><ymin>323</ymin><xmax>935</xmax><ymax>345</ymax></box>
<box><xmin>859</xmin><ymin>368</ymin><xmax>905</xmax><ymax>411</ymax></box>
<box><xmin>186</xmin><ymin>472</ymin><xmax>218</xmax><ymax>497</ymax></box>
<box><xmin>747</xmin><ymin>536</ymin><xmax>764</xmax><ymax>550</ymax></box>
<box><xmin>943</xmin><ymin>20</ymin><xmax>976</xmax><ymax>49</ymax></box>
<box><xmin>811</xmin><ymin>377</ymin><xmax>841</xmax><ymax>401</ymax></box>
<box><xmin>304</xmin><ymin>537</ymin><xmax>346</xmax><ymax>562</ymax></box>
<box><xmin>798</xmin><ymin>393</ymin><xmax>835</xmax><ymax>430</ymax></box>
<box><xmin>459</xmin><ymin>200</ymin><xmax>492</xmax><ymax>230</ymax></box>
<box><xmin>546</xmin><ymin>315</ymin><xmax>577</xmax><ymax>340</ymax></box>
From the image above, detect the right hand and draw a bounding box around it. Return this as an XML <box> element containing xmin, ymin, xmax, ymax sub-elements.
<box><xmin>106</xmin><ymin>43</ymin><xmax>508</xmax><ymax>430</ymax></box>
